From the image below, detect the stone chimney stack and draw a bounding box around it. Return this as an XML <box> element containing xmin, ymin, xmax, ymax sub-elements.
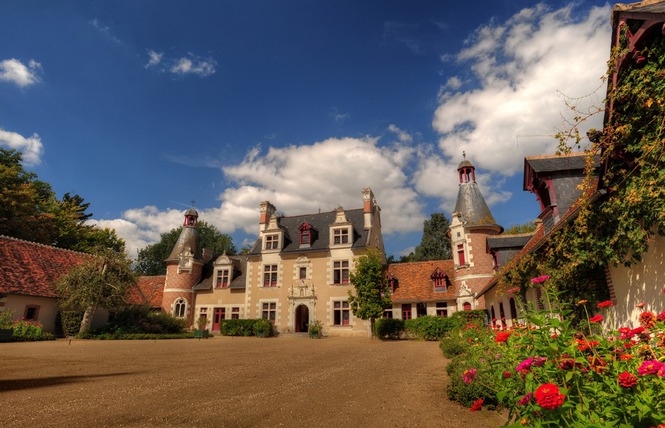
<box><xmin>362</xmin><ymin>187</ymin><xmax>375</xmax><ymax>230</ymax></box>
<box><xmin>259</xmin><ymin>201</ymin><xmax>276</xmax><ymax>232</ymax></box>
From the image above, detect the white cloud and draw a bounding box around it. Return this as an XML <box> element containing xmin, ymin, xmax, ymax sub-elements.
<box><xmin>170</xmin><ymin>54</ymin><xmax>216</xmax><ymax>77</ymax></box>
<box><xmin>0</xmin><ymin>129</ymin><xmax>43</xmax><ymax>165</ymax></box>
<box><xmin>329</xmin><ymin>107</ymin><xmax>350</xmax><ymax>123</ymax></box>
<box><xmin>387</xmin><ymin>124</ymin><xmax>413</xmax><ymax>143</ymax></box>
<box><xmin>433</xmin><ymin>3</ymin><xmax>611</xmax><ymax>179</ymax></box>
<box><xmin>145</xmin><ymin>50</ymin><xmax>163</xmax><ymax>68</ymax></box>
<box><xmin>0</xmin><ymin>58</ymin><xmax>42</xmax><ymax>87</ymax></box>
<box><xmin>89</xmin><ymin>18</ymin><xmax>121</xmax><ymax>44</ymax></box>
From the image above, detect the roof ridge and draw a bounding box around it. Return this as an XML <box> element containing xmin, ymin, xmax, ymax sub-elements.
<box><xmin>0</xmin><ymin>234</ymin><xmax>92</xmax><ymax>257</ymax></box>
<box><xmin>279</xmin><ymin>207</ymin><xmax>363</xmax><ymax>219</ymax></box>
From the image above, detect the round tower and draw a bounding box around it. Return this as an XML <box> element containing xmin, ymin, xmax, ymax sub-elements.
<box><xmin>161</xmin><ymin>208</ymin><xmax>203</xmax><ymax>328</ymax></box>
<box><xmin>449</xmin><ymin>153</ymin><xmax>503</xmax><ymax>310</ymax></box>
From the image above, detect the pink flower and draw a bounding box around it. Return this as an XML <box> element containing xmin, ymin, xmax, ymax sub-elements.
<box><xmin>507</xmin><ymin>287</ymin><xmax>520</xmax><ymax>294</ymax></box>
<box><xmin>534</xmin><ymin>384</ymin><xmax>565</xmax><ymax>410</ymax></box>
<box><xmin>589</xmin><ymin>315</ymin><xmax>603</xmax><ymax>323</ymax></box>
<box><xmin>462</xmin><ymin>368</ymin><xmax>477</xmax><ymax>384</ymax></box>
<box><xmin>532</xmin><ymin>356</ymin><xmax>547</xmax><ymax>367</ymax></box>
<box><xmin>516</xmin><ymin>358</ymin><xmax>533</xmax><ymax>372</ymax></box>
<box><xmin>637</xmin><ymin>360</ymin><xmax>663</xmax><ymax>376</ymax></box>
<box><xmin>518</xmin><ymin>392</ymin><xmax>532</xmax><ymax>405</ymax></box>
<box><xmin>531</xmin><ymin>275</ymin><xmax>550</xmax><ymax>284</ymax></box>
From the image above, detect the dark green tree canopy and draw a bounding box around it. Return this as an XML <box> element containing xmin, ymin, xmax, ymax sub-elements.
<box><xmin>134</xmin><ymin>220</ymin><xmax>236</xmax><ymax>275</ymax></box>
<box><xmin>412</xmin><ymin>213</ymin><xmax>452</xmax><ymax>261</ymax></box>
<box><xmin>503</xmin><ymin>221</ymin><xmax>536</xmax><ymax>235</ymax></box>
<box><xmin>0</xmin><ymin>149</ymin><xmax>125</xmax><ymax>253</ymax></box>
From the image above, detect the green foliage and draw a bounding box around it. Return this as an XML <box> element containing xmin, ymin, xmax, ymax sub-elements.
<box><xmin>134</xmin><ymin>220</ymin><xmax>236</xmax><ymax>275</ymax></box>
<box><xmin>503</xmin><ymin>222</ymin><xmax>537</xmax><ymax>235</ymax></box>
<box><xmin>450</xmin><ymin>309</ymin><xmax>487</xmax><ymax>328</ymax></box>
<box><xmin>82</xmin><ymin>332</ymin><xmax>195</xmax><ymax>340</ymax></box>
<box><xmin>57</xmin><ymin>311</ymin><xmax>85</xmax><ymax>337</ymax></box>
<box><xmin>412</xmin><ymin>213</ymin><xmax>453</xmax><ymax>261</ymax></box>
<box><xmin>348</xmin><ymin>249</ymin><xmax>392</xmax><ymax>335</ymax></box>
<box><xmin>374</xmin><ymin>318</ymin><xmax>404</xmax><ymax>340</ymax></box>
<box><xmin>404</xmin><ymin>315</ymin><xmax>455</xmax><ymax>341</ymax></box>
<box><xmin>439</xmin><ymin>337</ymin><xmax>467</xmax><ymax>358</ymax></box>
<box><xmin>308</xmin><ymin>320</ymin><xmax>323</xmax><ymax>338</ymax></box>
<box><xmin>10</xmin><ymin>319</ymin><xmax>53</xmax><ymax>341</ymax></box>
<box><xmin>253</xmin><ymin>318</ymin><xmax>273</xmax><ymax>337</ymax></box>
<box><xmin>0</xmin><ymin>309</ymin><xmax>14</xmax><ymax>328</ymax></box>
<box><xmin>219</xmin><ymin>319</ymin><xmax>258</xmax><ymax>336</ymax></box>
<box><xmin>96</xmin><ymin>306</ymin><xmax>185</xmax><ymax>335</ymax></box>
<box><xmin>0</xmin><ymin>149</ymin><xmax>125</xmax><ymax>253</ymax></box>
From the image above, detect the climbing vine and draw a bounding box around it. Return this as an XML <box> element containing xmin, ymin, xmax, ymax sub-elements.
<box><xmin>496</xmin><ymin>24</ymin><xmax>665</xmax><ymax>310</ymax></box>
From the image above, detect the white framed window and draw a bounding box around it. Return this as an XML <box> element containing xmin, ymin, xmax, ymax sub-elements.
<box><xmin>333</xmin><ymin>301</ymin><xmax>350</xmax><ymax>326</ymax></box>
<box><xmin>265</xmin><ymin>234</ymin><xmax>279</xmax><ymax>250</ymax></box>
<box><xmin>215</xmin><ymin>268</ymin><xmax>231</xmax><ymax>288</ymax></box>
<box><xmin>333</xmin><ymin>228</ymin><xmax>349</xmax><ymax>245</ymax></box>
<box><xmin>333</xmin><ymin>260</ymin><xmax>350</xmax><ymax>285</ymax></box>
<box><xmin>174</xmin><ymin>298</ymin><xmax>187</xmax><ymax>318</ymax></box>
<box><xmin>436</xmin><ymin>302</ymin><xmax>448</xmax><ymax>317</ymax></box>
<box><xmin>262</xmin><ymin>302</ymin><xmax>277</xmax><ymax>324</ymax></box>
<box><xmin>263</xmin><ymin>264</ymin><xmax>278</xmax><ymax>287</ymax></box>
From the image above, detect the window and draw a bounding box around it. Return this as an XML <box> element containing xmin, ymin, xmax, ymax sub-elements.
<box><xmin>231</xmin><ymin>307</ymin><xmax>240</xmax><ymax>320</ymax></box>
<box><xmin>499</xmin><ymin>302</ymin><xmax>507</xmax><ymax>328</ymax></box>
<box><xmin>383</xmin><ymin>309</ymin><xmax>393</xmax><ymax>319</ymax></box>
<box><xmin>491</xmin><ymin>305</ymin><xmax>497</xmax><ymax>327</ymax></box>
<box><xmin>333</xmin><ymin>228</ymin><xmax>349</xmax><ymax>245</ymax></box>
<box><xmin>299</xmin><ymin>221</ymin><xmax>315</xmax><ymax>245</ymax></box>
<box><xmin>436</xmin><ymin>302</ymin><xmax>448</xmax><ymax>317</ymax></box>
<box><xmin>463</xmin><ymin>302</ymin><xmax>472</xmax><ymax>311</ymax></box>
<box><xmin>333</xmin><ymin>301</ymin><xmax>350</xmax><ymax>325</ymax></box>
<box><xmin>262</xmin><ymin>302</ymin><xmax>276</xmax><ymax>324</ymax></box>
<box><xmin>402</xmin><ymin>304</ymin><xmax>412</xmax><ymax>320</ymax></box>
<box><xmin>299</xmin><ymin>266</ymin><xmax>307</xmax><ymax>280</ymax></box>
<box><xmin>215</xmin><ymin>269</ymin><xmax>230</xmax><ymax>288</ymax></box>
<box><xmin>457</xmin><ymin>244</ymin><xmax>466</xmax><ymax>265</ymax></box>
<box><xmin>263</xmin><ymin>265</ymin><xmax>278</xmax><ymax>287</ymax></box>
<box><xmin>265</xmin><ymin>234</ymin><xmax>279</xmax><ymax>250</ymax></box>
<box><xmin>300</xmin><ymin>230</ymin><xmax>310</xmax><ymax>244</ymax></box>
<box><xmin>24</xmin><ymin>305</ymin><xmax>39</xmax><ymax>321</ymax></box>
<box><xmin>509</xmin><ymin>298</ymin><xmax>518</xmax><ymax>320</ymax></box>
<box><xmin>431</xmin><ymin>268</ymin><xmax>447</xmax><ymax>292</ymax></box>
<box><xmin>174</xmin><ymin>298</ymin><xmax>186</xmax><ymax>318</ymax></box>
<box><xmin>333</xmin><ymin>260</ymin><xmax>349</xmax><ymax>284</ymax></box>
<box><xmin>387</xmin><ymin>274</ymin><xmax>398</xmax><ymax>293</ymax></box>
<box><xmin>416</xmin><ymin>303</ymin><xmax>427</xmax><ymax>318</ymax></box>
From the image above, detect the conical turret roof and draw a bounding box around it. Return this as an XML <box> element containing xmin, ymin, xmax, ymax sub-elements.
<box><xmin>453</xmin><ymin>156</ymin><xmax>503</xmax><ymax>231</ymax></box>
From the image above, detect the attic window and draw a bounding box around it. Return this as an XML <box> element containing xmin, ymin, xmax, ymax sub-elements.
<box><xmin>333</xmin><ymin>228</ymin><xmax>349</xmax><ymax>245</ymax></box>
<box><xmin>299</xmin><ymin>221</ymin><xmax>315</xmax><ymax>245</ymax></box>
<box><xmin>215</xmin><ymin>268</ymin><xmax>230</xmax><ymax>288</ymax></box>
<box><xmin>431</xmin><ymin>268</ymin><xmax>447</xmax><ymax>292</ymax></box>
<box><xmin>387</xmin><ymin>273</ymin><xmax>398</xmax><ymax>293</ymax></box>
<box><xmin>265</xmin><ymin>234</ymin><xmax>279</xmax><ymax>250</ymax></box>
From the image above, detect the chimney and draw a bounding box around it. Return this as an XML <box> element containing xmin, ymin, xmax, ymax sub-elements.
<box><xmin>362</xmin><ymin>187</ymin><xmax>374</xmax><ymax>230</ymax></box>
<box><xmin>259</xmin><ymin>201</ymin><xmax>276</xmax><ymax>232</ymax></box>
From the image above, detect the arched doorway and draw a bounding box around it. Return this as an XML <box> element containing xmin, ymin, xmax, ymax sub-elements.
<box><xmin>295</xmin><ymin>304</ymin><xmax>309</xmax><ymax>332</ymax></box>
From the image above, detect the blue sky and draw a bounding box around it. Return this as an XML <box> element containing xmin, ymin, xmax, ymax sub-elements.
<box><xmin>0</xmin><ymin>0</ymin><xmax>611</xmax><ymax>258</ymax></box>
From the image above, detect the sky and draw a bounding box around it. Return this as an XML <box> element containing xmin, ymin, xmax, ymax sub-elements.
<box><xmin>0</xmin><ymin>0</ymin><xmax>612</xmax><ymax>258</ymax></box>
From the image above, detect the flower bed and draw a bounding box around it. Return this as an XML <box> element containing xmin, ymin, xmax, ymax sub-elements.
<box><xmin>445</xmin><ymin>276</ymin><xmax>665</xmax><ymax>426</ymax></box>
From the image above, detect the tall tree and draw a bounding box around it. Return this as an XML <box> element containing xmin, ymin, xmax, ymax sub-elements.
<box><xmin>0</xmin><ymin>149</ymin><xmax>125</xmax><ymax>253</ymax></box>
<box><xmin>412</xmin><ymin>213</ymin><xmax>452</xmax><ymax>261</ymax></box>
<box><xmin>134</xmin><ymin>220</ymin><xmax>236</xmax><ymax>275</ymax></box>
<box><xmin>348</xmin><ymin>249</ymin><xmax>392</xmax><ymax>337</ymax></box>
<box><xmin>57</xmin><ymin>247</ymin><xmax>136</xmax><ymax>334</ymax></box>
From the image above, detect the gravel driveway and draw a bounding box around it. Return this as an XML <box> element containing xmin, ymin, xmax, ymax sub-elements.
<box><xmin>0</xmin><ymin>335</ymin><xmax>504</xmax><ymax>427</ymax></box>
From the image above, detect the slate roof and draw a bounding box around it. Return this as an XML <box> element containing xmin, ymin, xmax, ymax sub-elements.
<box><xmin>127</xmin><ymin>276</ymin><xmax>165</xmax><ymax>307</ymax></box>
<box><xmin>0</xmin><ymin>235</ymin><xmax>90</xmax><ymax>298</ymax></box>
<box><xmin>193</xmin><ymin>255</ymin><xmax>249</xmax><ymax>291</ymax></box>
<box><xmin>454</xmin><ymin>183</ymin><xmax>502</xmax><ymax>230</ymax></box>
<box><xmin>166</xmin><ymin>226</ymin><xmax>202</xmax><ymax>262</ymax></box>
<box><xmin>486</xmin><ymin>233</ymin><xmax>534</xmax><ymax>251</ymax></box>
<box><xmin>387</xmin><ymin>260</ymin><xmax>457</xmax><ymax>303</ymax></box>
<box><xmin>249</xmin><ymin>208</ymin><xmax>369</xmax><ymax>254</ymax></box>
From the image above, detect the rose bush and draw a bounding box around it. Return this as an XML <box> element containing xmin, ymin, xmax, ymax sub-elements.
<box><xmin>444</xmin><ymin>276</ymin><xmax>665</xmax><ymax>427</ymax></box>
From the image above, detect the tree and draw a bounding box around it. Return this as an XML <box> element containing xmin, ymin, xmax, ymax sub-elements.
<box><xmin>0</xmin><ymin>149</ymin><xmax>126</xmax><ymax>253</ymax></box>
<box><xmin>412</xmin><ymin>213</ymin><xmax>452</xmax><ymax>261</ymax></box>
<box><xmin>348</xmin><ymin>249</ymin><xmax>392</xmax><ymax>337</ymax></box>
<box><xmin>503</xmin><ymin>221</ymin><xmax>537</xmax><ymax>234</ymax></box>
<box><xmin>134</xmin><ymin>220</ymin><xmax>236</xmax><ymax>275</ymax></box>
<box><xmin>57</xmin><ymin>247</ymin><xmax>136</xmax><ymax>334</ymax></box>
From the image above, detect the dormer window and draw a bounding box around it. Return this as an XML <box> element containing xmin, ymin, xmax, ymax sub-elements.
<box><xmin>333</xmin><ymin>228</ymin><xmax>349</xmax><ymax>245</ymax></box>
<box><xmin>298</xmin><ymin>221</ymin><xmax>316</xmax><ymax>247</ymax></box>
<box><xmin>431</xmin><ymin>268</ymin><xmax>448</xmax><ymax>292</ymax></box>
<box><xmin>387</xmin><ymin>273</ymin><xmax>398</xmax><ymax>293</ymax></box>
<box><xmin>215</xmin><ymin>268</ymin><xmax>230</xmax><ymax>288</ymax></box>
<box><xmin>265</xmin><ymin>234</ymin><xmax>279</xmax><ymax>250</ymax></box>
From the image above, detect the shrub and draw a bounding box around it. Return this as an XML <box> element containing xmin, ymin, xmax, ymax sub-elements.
<box><xmin>11</xmin><ymin>319</ymin><xmax>51</xmax><ymax>341</ymax></box>
<box><xmin>96</xmin><ymin>306</ymin><xmax>185</xmax><ymax>336</ymax></box>
<box><xmin>0</xmin><ymin>309</ymin><xmax>14</xmax><ymax>328</ymax></box>
<box><xmin>404</xmin><ymin>315</ymin><xmax>455</xmax><ymax>341</ymax></box>
<box><xmin>219</xmin><ymin>319</ymin><xmax>258</xmax><ymax>336</ymax></box>
<box><xmin>439</xmin><ymin>337</ymin><xmax>467</xmax><ymax>358</ymax></box>
<box><xmin>57</xmin><ymin>310</ymin><xmax>84</xmax><ymax>337</ymax></box>
<box><xmin>450</xmin><ymin>309</ymin><xmax>487</xmax><ymax>329</ymax></box>
<box><xmin>374</xmin><ymin>318</ymin><xmax>404</xmax><ymax>340</ymax></box>
<box><xmin>253</xmin><ymin>318</ymin><xmax>273</xmax><ymax>337</ymax></box>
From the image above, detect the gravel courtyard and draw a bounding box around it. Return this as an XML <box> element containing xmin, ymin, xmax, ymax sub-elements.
<box><xmin>0</xmin><ymin>335</ymin><xmax>504</xmax><ymax>427</ymax></box>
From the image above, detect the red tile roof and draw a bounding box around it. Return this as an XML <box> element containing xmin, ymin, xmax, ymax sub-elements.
<box><xmin>0</xmin><ymin>235</ymin><xmax>91</xmax><ymax>298</ymax></box>
<box><xmin>387</xmin><ymin>260</ymin><xmax>456</xmax><ymax>303</ymax></box>
<box><xmin>127</xmin><ymin>276</ymin><xmax>165</xmax><ymax>307</ymax></box>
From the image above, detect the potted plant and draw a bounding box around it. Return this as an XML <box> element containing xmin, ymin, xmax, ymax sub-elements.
<box><xmin>308</xmin><ymin>320</ymin><xmax>323</xmax><ymax>339</ymax></box>
<box><xmin>194</xmin><ymin>316</ymin><xmax>209</xmax><ymax>338</ymax></box>
<box><xmin>254</xmin><ymin>318</ymin><xmax>273</xmax><ymax>338</ymax></box>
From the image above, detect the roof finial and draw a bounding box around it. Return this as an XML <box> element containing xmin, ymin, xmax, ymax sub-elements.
<box><xmin>462</xmin><ymin>151</ymin><xmax>466</xmax><ymax>160</ymax></box>
<box><xmin>191</xmin><ymin>199</ymin><xmax>196</xmax><ymax>208</ymax></box>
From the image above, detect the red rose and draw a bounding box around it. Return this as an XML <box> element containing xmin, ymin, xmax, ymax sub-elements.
<box><xmin>618</xmin><ymin>372</ymin><xmax>638</xmax><ymax>388</ymax></box>
<box><xmin>534</xmin><ymin>383</ymin><xmax>565</xmax><ymax>410</ymax></box>
<box><xmin>470</xmin><ymin>398</ymin><xmax>484</xmax><ymax>412</ymax></box>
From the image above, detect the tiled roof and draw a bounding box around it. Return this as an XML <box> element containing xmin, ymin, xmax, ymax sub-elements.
<box><xmin>387</xmin><ymin>260</ymin><xmax>456</xmax><ymax>303</ymax></box>
<box><xmin>128</xmin><ymin>276</ymin><xmax>165</xmax><ymax>307</ymax></box>
<box><xmin>249</xmin><ymin>208</ymin><xmax>369</xmax><ymax>254</ymax></box>
<box><xmin>0</xmin><ymin>235</ymin><xmax>91</xmax><ymax>298</ymax></box>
